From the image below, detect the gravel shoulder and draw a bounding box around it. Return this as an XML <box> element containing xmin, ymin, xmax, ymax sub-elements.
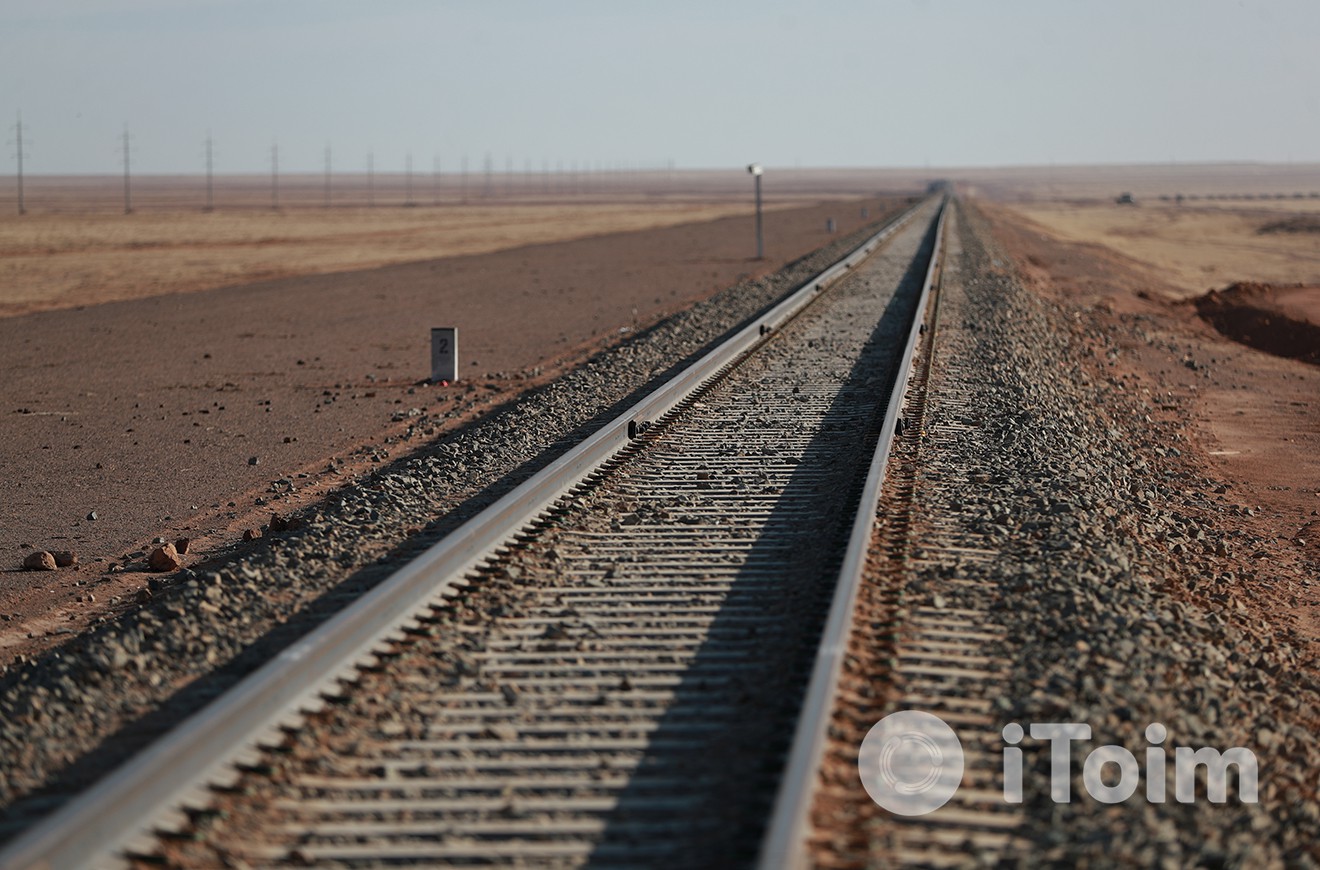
<box><xmin>860</xmin><ymin>200</ymin><xmax>1319</xmax><ymax>864</ymax></box>
<box><xmin>0</xmin><ymin>202</ymin><xmax>913</xmax><ymax>843</ymax></box>
<box><xmin>983</xmin><ymin>200</ymin><xmax>1320</xmax><ymax>660</ymax></box>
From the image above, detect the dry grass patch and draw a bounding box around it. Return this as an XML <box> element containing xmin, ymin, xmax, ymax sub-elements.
<box><xmin>1004</xmin><ymin>201</ymin><xmax>1320</xmax><ymax>298</ymax></box>
<box><xmin>0</xmin><ymin>202</ymin><xmax>769</xmax><ymax>316</ymax></box>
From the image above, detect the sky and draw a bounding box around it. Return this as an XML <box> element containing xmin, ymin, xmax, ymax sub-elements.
<box><xmin>2</xmin><ymin>0</ymin><xmax>1318</xmax><ymax>174</ymax></box>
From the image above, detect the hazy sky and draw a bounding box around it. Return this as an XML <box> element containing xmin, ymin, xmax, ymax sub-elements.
<box><xmin>3</xmin><ymin>0</ymin><xmax>1318</xmax><ymax>174</ymax></box>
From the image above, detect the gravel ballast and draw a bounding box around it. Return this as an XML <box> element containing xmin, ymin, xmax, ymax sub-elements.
<box><xmin>851</xmin><ymin>201</ymin><xmax>1319</xmax><ymax>865</ymax></box>
<box><xmin>155</xmin><ymin>197</ymin><xmax>944</xmax><ymax>869</ymax></box>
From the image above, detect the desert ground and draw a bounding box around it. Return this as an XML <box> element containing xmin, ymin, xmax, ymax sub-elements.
<box><xmin>1003</xmin><ymin>199</ymin><xmax>1320</xmax><ymax>299</ymax></box>
<box><xmin>0</xmin><ymin>203</ymin><xmax>777</xmax><ymax>317</ymax></box>
<box><xmin>976</xmin><ymin>168</ymin><xmax>1320</xmax><ymax>654</ymax></box>
<box><xmin>0</xmin><ymin>171</ymin><xmax>917</xmax><ymax>662</ymax></box>
<box><xmin>2</xmin><ymin>162</ymin><xmax>1317</xmax><ymax>662</ymax></box>
<box><xmin>948</xmin><ymin>161</ymin><xmax>1320</xmax><ymax>203</ymax></box>
<box><xmin>0</xmin><ymin>169</ymin><xmax>893</xmax><ymax>317</ymax></box>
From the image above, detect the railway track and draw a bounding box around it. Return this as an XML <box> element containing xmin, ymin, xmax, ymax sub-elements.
<box><xmin>2</xmin><ymin>195</ymin><xmax>947</xmax><ymax>869</ymax></box>
<box><xmin>795</xmin><ymin>206</ymin><xmax>1024</xmax><ymax>869</ymax></box>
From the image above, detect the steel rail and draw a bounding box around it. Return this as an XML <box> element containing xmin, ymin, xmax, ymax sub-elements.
<box><xmin>0</xmin><ymin>197</ymin><xmax>929</xmax><ymax>870</ymax></box>
<box><xmin>757</xmin><ymin>196</ymin><xmax>949</xmax><ymax>870</ymax></box>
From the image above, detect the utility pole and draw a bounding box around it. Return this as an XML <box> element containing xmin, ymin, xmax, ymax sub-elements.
<box><xmin>367</xmin><ymin>151</ymin><xmax>374</xmax><ymax>207</ymax></box>
<box><xmin>121</xmin><ymin>124</ymin><xmax>132</xmax><ymax>214</ymax></box>
<box><xmin>483</xmin><ymin>152</ymin><xmax>492</xmax><ymax>198</ymax></box>
<box><xmin>432</xmin><ymin>156</ymin><xmax>440</xmax><ymax>205</ymax></box>
<box><xmin>10</xmin><ymin>112</ymin><xmax>28</xmax><ymax>215</ymax></box>
<box><xmin>203</xmin><ymin>131</ymin><xmax>214</xmax><ymax>212</ymax></box>
<box><xmin>270</xmin><ymin>141</ymin><xmax>279</xmax><ymax>210</ymax></box>
<box><xmin>461</xmin><ymin>154</ymin><xmax>469</xmax><ymax>202</ymax></box>
<box><xmin>324</xmin><ymin>144</ymin><xmax>332</xmax><ymax>207</ymax></box>
<box><xmin>747</xmin><ymin>163</ymin><xmax>764</xmax><ymax>259</ymax></box>
<box><xmin>405</xmin><ymin>152</ymin><xmax>414</xmax><ymax>206</ymax></box>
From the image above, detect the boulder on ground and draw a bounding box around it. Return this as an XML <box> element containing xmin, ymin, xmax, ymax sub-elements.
<box><xmin>148</xmin><ymin>543</ymin><xmax>182</xmax><ymax>572</ymax></box>
<box><xmin>23</xmin><ymin>551</ymin><xmax>57</xmax><ymax>571</ymax></box>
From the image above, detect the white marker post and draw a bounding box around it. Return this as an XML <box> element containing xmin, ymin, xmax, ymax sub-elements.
<box><xmin>431</xmin><ymin>327</ymin><xmax>458</xmax><ymax>383</ymax></box>
<box><xmin>747</xmin><ymin>163</ymin><xmax>764</xmax><ymax>260</ymax></box>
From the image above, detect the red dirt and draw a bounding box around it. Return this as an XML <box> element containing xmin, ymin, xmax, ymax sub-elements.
<box><xmin>980</xmin><ymin>201</ymin><xmax>1320</xmax><ymax>659</ymax></box>
<box><xmin>0</xmin><ymin>196</ymin><xmax>906</xmax><ymax>666</ymax></box>
<box><xmin>1192</xmin><ymin>282</ymin><xmax>1320</xmax><ymax>365</ymax></box>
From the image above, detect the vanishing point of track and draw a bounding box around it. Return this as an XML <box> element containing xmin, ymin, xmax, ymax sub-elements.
<box><xmin>2</xmin><ymin>195</ymin><xmax>948</xmax><ymax>868</ymax></box>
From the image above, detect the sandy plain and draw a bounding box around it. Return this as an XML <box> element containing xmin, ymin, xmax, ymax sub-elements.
<box><xmin>951</xmin><ymin>161</ymin><xmax>1320</xmax><ymax>203</ymax></box>
<box><xmin>0</xmin><ymin>169</ymin><xmax>916</xmax><ymax>317</ymax></box>
<box><xmin>0</xmin><ymin>203</ymin><xmax>779</xmax><ymax>316</ymax></box>
<box><xmin>1004</xmin><ymin>200</ymin><xmax>1320</xmax><ymax>300</ymax></box>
